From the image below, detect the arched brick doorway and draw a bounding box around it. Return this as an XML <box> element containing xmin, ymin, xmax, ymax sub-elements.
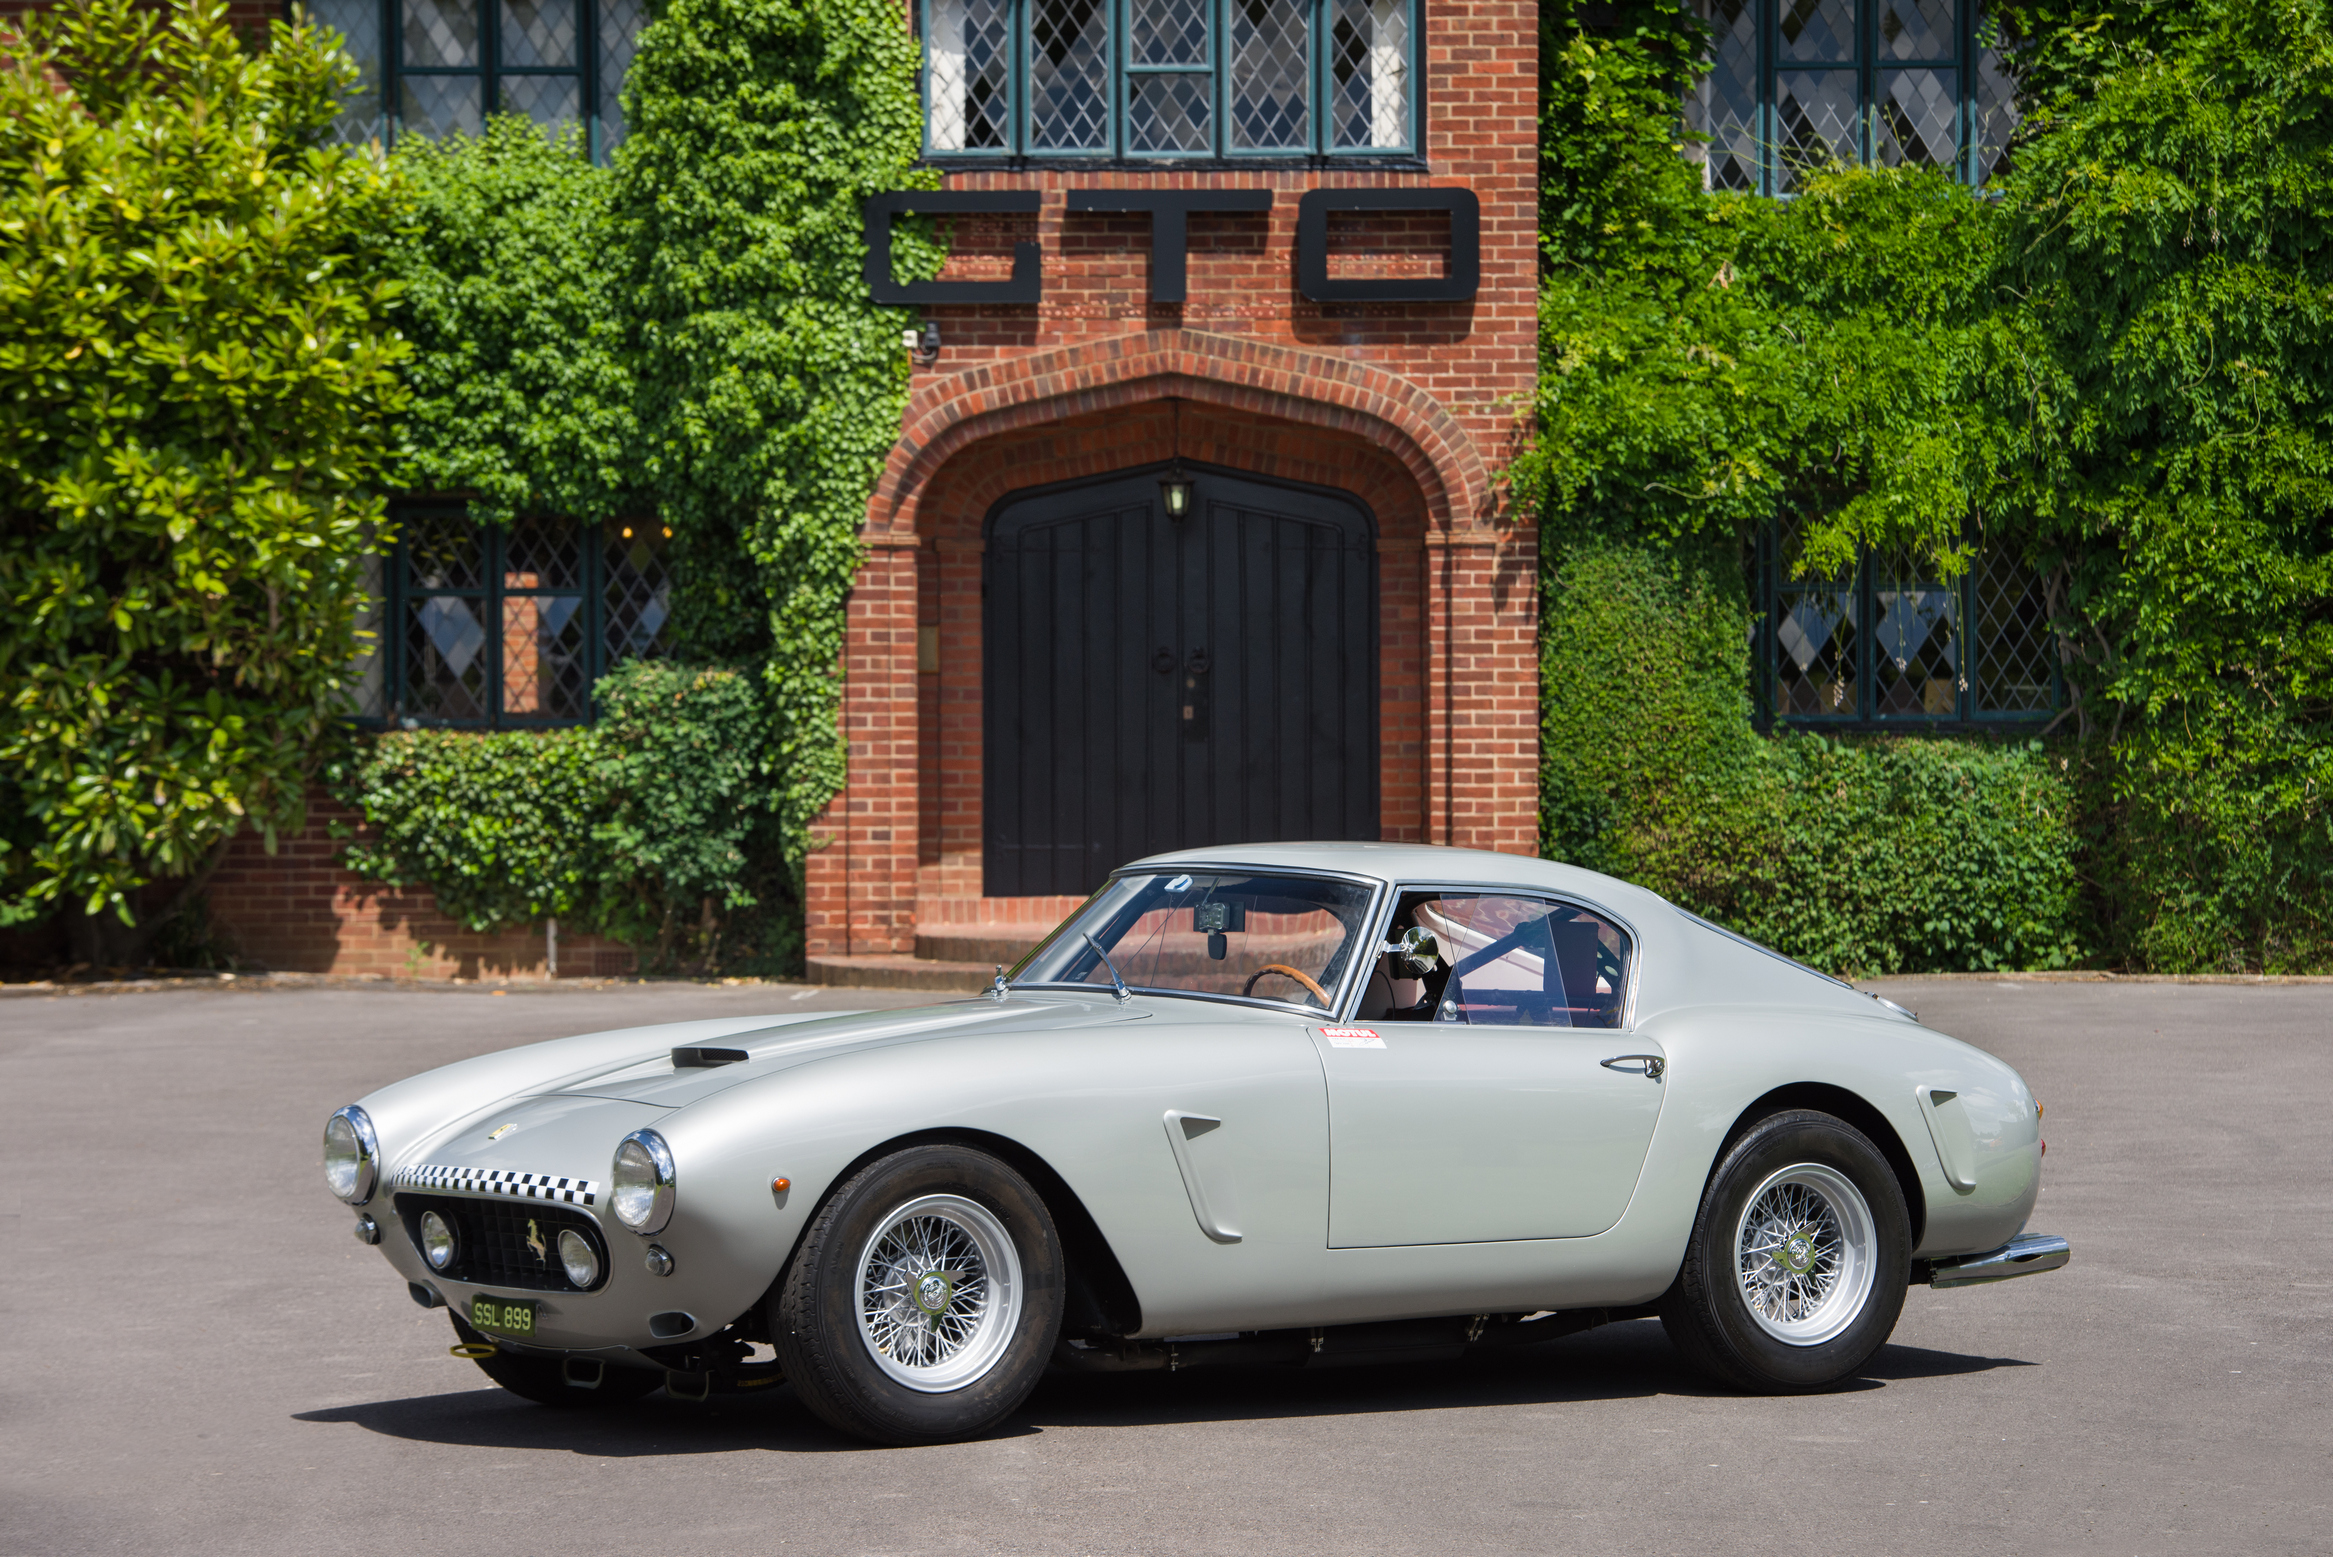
<box><xmin>983</xmin><ymin>460</ymin><xmax>1380</xmax><ymax>897</ymax></box>
<box><xmin>806</xmin><ymin>387</ymin><xmax>1533</xmax><ymax>983</ymax></box>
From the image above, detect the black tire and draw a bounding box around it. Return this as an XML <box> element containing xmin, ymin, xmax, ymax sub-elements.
<box><xmin>773</xmin><ymin>1144</ymin><xmax>1064</xmax><ymax>1446</ymax></box>
<box><xmin>1659</xmin><ymin>1108</ymin><xmax>1910</xmax><ymax>1393</ymax></box>
<box><xmin>449</xmin><ymin>1314</ymin><xmax>664</xmax><ymax>1408</ymax></box>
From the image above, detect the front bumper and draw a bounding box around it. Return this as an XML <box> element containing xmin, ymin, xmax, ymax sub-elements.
<box><xmin>1924</xmin><ymin>1232</ymin><xmax>2071</xmax><ymax>1289</ymax></box>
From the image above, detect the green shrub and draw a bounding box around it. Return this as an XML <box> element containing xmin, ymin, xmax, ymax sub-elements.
<box><xmin>337</xmin><ymin>661</ymin><xmax>800</xmax><ymax>972</ymax></box>
<box><xmin>591</xmin><ymin>659</ymin><xmax>795</xmax><ymax>969</ymax></box>
<box><xmin>0</xmin><ymin>0</ymin><xmax>408</xmax><ymax>952</ymax></box>
<box><xmin>338</xmin><ymin>727</ymin><xmax>606</xmax><ymax>932</ymax></box>
<box><xmin>1542</xmin><ymin>539</ymin><xmax>2082</xmax><ymax>976</ymax></box>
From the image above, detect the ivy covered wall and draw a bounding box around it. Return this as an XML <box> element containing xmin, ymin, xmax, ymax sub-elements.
<box><xmin>342</xmin><ymin>0</ymin><xmax>933</xmax><ymax>973</ymax></box>
<box><xmin>1529</xmin><ymin>0</ymin><xmax>2333</xmax><ymax>974</ymax></box>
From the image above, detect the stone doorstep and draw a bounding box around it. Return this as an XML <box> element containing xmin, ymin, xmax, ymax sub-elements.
<box><xmin>805</xmin><ymin>954</ymin><xmax>994</xmax><ymax>994</ymax></box>
<box><xmin>914</xmin><ymin>925</ymin><xmax>1055</xmax><ymax>967</ymax></box>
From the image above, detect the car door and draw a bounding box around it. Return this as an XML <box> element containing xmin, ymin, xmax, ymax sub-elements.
<box><xmin>1316</xmin><ymin>889</ymin><xmax>1667</xmax><ymax>1247</ymax></box>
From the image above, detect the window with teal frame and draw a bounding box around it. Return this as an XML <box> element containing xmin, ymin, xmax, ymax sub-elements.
<box><xmin>368</xmin><ymin>510</ymin><xmax>671</xmax><ymax>727</ymax></box>
<box><xmin>1685</xmin><ymin>0</ymin><xmax>2016</xmax><ymax>194</ymax></box>
<box><xmin>923</xmin><ymin>0</ymin><xmax>1417</xmax><ymax>160</ymax></box>
<box><xmin>1753</xmin><ymin>510</ymin><xmax>2061</xmax><ymax>729</ymax></box>
<box><xmin>301</xmin><ymin>0</ymin><xmax>647</xmax><ymax>163</ymax></box>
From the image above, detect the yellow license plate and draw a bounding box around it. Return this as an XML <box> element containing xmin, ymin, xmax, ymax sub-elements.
<box><xmin>469</xmin><ymin>1295</ymin><xmax>537</xmax><ymax>1336</ymax></box>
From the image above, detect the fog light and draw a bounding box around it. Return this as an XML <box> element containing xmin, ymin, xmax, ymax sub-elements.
<box><xmin>643</xmin><ymin>1244</ymin><xmax>674</xmax><ymax>1277</ymax></box>
<box><xmin>558</xmin><ymin>1228</ymin><xmax>601</xmax><ymax>1289</ymax></box>
<box><xmin>420</xmin><ymin>1209</ymin><xmax>458</xmax><ymax>1271</ymax></box>
<box><xmin>353</xmin><ymin>1213</ymin><xmax>380</xmax><ymax>1245</ymax></box>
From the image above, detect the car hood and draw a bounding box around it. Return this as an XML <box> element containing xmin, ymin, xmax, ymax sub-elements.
<box><xmin>550</xmin><ymin>997</ymin><xmax>1153</xmax><ymax>1107</ymax></box>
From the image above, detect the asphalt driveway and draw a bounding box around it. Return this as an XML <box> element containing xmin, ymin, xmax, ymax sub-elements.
<box><xmin>0</xmin><ymin>975</ymin><xmax>2325</xmax><ymax>1556</ymax></box>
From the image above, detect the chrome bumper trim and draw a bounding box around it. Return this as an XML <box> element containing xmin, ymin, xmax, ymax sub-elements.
<box><xmin>1928</xmin><ymin>1232</ymin><xmax>2071</xmax><ymax>1289</ymax></box>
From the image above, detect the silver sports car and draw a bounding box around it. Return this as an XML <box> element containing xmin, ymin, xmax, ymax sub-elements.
<box><xmin>322</xmin><ymin>843</ymin><xmax>2068</xmax><ymax>1444</ymax></box>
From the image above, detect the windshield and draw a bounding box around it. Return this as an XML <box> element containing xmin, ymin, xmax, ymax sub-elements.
<box><xmin>1011</xmin><ymin>871</ymin><xmax>1379</xmax><ymax>1010</ymax></box>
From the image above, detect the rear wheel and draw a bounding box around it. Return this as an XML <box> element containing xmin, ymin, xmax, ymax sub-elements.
<box><xmin>1659</xmin><ymin>1108</ymin><xmax>1910</xmax><ymax>1392</ymax></box>
<box><xmin>449</xmin><ymin>1314</ymin><xmax>663</xmax><ymax>1408</ymax></box>
<box><xmin>773</xmin><ymin>1144</ymin><xmax>1064</xmax><ymax>1445</ymax></box>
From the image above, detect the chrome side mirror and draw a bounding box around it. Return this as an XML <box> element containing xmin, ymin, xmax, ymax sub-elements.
<box><xmin>1383</xmin><ymin>926</ymin><xmax>1440</xmax><ymax>972</ymax></box>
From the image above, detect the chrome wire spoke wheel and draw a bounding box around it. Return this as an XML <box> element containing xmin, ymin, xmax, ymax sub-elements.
<box><xmin>855</xmin><ymin>1193</ymin><xmax>1024</xmax><ymax>1393</ymax></box>
<box><xmin>1732</xmin><ymin>1162</ymin><xmax>1877</xmax><ymax>1347</ymax></box>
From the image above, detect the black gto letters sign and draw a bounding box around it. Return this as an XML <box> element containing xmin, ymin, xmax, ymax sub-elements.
<box><xmin>862</xmin><ymin>187</ymin><xmax>1480</xmax><ymax>306</ymax></box>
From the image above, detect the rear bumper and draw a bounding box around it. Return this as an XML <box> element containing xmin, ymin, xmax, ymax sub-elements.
<box><xmin>1923</xmin><ymin>1232</ymin><xmax>2071</xmax><ymax>1289</ymax></box>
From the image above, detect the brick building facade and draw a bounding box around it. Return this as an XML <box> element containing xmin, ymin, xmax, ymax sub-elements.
<box><xmin>6</xmin><ymin>0</ymin><xmax>1540</xmax><ymax>982</ymax></box>
<box><xmin>802</xmin><ymin>0</ymin><xmax>1543</xmax><ymax>986</ymax></box>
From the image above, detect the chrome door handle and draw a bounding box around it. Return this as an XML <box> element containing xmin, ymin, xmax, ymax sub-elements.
<box><xmin>1601</xmin><ymin>1054</ymin><xmax>1665</xmax><ymax>1081</ymax></box>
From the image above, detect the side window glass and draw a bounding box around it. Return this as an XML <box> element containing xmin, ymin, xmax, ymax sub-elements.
<box><xmin>1370</xmin><ymin>893</ymin><xmax>1630</xmax><ymax>1029</ymax></box>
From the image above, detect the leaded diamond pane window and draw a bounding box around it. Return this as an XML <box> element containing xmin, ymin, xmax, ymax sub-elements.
<box><xmin>923</xmin><ymin>0</ymin><xmax>1415</xmax><ymax>157</ymax></box>
<box><xmin>1031</xmin><ymin>0</ymin><xmax>1110</xmax><ymax>150</ymax></box>
<box><xmin>304</xmin><ymin>0</ymin><xmax>643</xmax><ymax>162</ymax></box>
<box><xmin>1756</xmin><ymin>515</ymin><xmax>2058</xmax><ymax>727</ymax></box>
<box><xmin>1682</xmin><ymin>0</ymin><xmax>2017</xmax><ymax>194</ymax></box>
<box><xmin>378</xmin><ymin>510</ymin><xmax>672</xmax><ymax>729</ymax></box>
<box><xmin>1231</xmin><ymin>0</ymin><xmax>1310</xmax><ymax>150</ymax></box>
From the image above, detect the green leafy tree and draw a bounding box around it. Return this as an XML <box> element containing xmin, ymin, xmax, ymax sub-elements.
<box><xmin>0</xmin><ymin>0</ymin><xmax>409</xmax><ymax>959</ymax></box>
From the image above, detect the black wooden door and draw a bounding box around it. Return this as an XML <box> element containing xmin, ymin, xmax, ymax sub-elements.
<box><xmin>984</xmin><ymin>463</ymin><xmax>1380</xmax><ymax>897</ymax></box>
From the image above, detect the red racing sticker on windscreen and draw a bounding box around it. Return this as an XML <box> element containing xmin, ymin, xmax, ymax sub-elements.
<box><xmin>1318</xmin><ymin>1027</ymin><xmax>1386</xmax><ymax>1049</ymax></box>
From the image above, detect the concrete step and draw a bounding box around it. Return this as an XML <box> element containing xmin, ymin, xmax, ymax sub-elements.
<box><xmin>914</xmin><ymin>926</ymin><xmax>1054</xmax><ymax>968</ymax></box>
<box><xmin>805</xmin><ymin>954</ymin><xmax>993</xmax><ymax>993</ymax></box>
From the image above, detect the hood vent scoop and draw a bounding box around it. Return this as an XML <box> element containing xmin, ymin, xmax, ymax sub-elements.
<box><xmin>671</xmin><ymin>1046</ymin><xmax>750</xmax><ymax>1069</ymax></box>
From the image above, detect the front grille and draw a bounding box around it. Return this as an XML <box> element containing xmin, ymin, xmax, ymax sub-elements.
<box><xmin>397</xmin><ymin>1193</ymin><xmax>607</xmax><ymax>1292</ymax></box>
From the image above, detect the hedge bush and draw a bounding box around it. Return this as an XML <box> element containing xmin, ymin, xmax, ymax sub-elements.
<box><xmin>1542</xmin><ymin>540</ymin><xmax>2082</xmax><ymax>976</ymax></box>
<box><xmin>338</xmin><ymin>661</ymin><xmax>797</xmax><ymax>972</ymax></box>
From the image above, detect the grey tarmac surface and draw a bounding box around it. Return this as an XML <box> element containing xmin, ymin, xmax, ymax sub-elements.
<box><xmin>0</xmin><ymin>976</ymin><xmax>2326</xmax><ymax>1557</ymax></box>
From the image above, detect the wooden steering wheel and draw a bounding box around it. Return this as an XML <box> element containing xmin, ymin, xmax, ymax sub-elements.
<box><xmin>1241</xmin><ymin>963</ymin><xmax>1331</xmax><ymax>1006</ymax></box>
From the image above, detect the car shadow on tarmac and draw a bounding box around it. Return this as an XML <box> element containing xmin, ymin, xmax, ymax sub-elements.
<box><xmin>290</xmin><ymin>1321</ymin><xmax>2035</xmax><ymax>1456</ymax></box>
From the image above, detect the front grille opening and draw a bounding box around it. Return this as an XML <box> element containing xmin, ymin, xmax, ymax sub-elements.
<box><xmin>397</xmin><ymin>1194</ymin><xmax>609</xmax><ymax>1293</ymax></box>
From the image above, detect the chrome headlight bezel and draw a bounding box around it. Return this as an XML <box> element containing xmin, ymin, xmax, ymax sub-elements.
<box><xmin>611</xmin><ymin>1129</ymin><xmax>676</xmax><ymax>1235</ymax></box>
<box><xmin>323</xmin><ymin>1105</ymin><xmax>380</xmax><ymax>1205</ymax></box>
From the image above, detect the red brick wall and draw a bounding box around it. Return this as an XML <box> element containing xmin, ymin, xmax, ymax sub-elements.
<box><xmin>807</xmin><ymin>0</ymin><xmax>1541</xmax><ymax>960</ymax></box>
<box><xmin>206</xmin><ymin>792</ymin><xmax>638</xmax><ymax>980</ymax></box>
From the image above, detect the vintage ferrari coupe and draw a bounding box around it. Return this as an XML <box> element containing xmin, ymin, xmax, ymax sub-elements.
<box><xmin>322</xmin><ymin>843</ymin><xmax>2067</xmax><ymax>1444</ymax></box>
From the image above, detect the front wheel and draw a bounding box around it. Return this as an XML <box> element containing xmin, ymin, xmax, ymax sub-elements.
<box><xmin>773</xmin><ymin>1144</ymin><xmax>1064</xmax><ymax>1445</ymax></box>
<box><xmin>1659</xmin><ymin>1108</ymin><xmax>1910</xmax><ymax>1392</ymax></box>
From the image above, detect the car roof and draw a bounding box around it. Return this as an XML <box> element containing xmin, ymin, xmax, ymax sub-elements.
<box><xmin>1121</xmin><ymin>842</ymin><xmax>1676</xmax><ymax>922</ymax></box>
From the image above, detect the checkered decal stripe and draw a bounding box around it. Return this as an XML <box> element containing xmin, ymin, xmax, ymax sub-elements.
<box><xmin>393</xmin><ymin>1164</ymin><xmax>599</xmax><ymax>1207</ymax></box>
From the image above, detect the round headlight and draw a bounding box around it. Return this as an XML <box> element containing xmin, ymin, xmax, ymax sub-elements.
<box><xmin>419</xmin><ymin>1209</ymin><xmax>457</xmax><ymax>1271</ymax></box>
<box><xmin>323</xmin><ymin>1106</ymin><xmax>379</xmax><ymax>1205</ymax></box>
<box><xmin>610</xmin><ymin>1130</ymin><xmax>675</xmax><ymax>1235</ymax></box>
<box><xmin>557</xmin><ymin>1228</ymin><xmax>601</xmax><ymax>1289</ymax></box>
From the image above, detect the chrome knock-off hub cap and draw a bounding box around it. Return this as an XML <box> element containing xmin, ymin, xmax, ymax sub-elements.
<box><xmin>856</xmin><ymin>1194</ymin><xmax>1023</xmax><ymax>1393</ymax></box>
<box><xmin>1733</xmin><ymin>1163</ymin><xmax>1878</xmax><ymax>1347</ymax></box>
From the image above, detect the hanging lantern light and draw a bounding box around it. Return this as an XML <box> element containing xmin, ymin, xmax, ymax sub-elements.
<box><xmin>1159</xmin><ymin>399</ymin><xmax>1193</xmax><ymax>519</ymax></box>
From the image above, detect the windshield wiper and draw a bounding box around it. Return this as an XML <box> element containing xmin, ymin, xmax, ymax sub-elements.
<box><xmin>1081</xmin><ymin>932</ymin><xmax>1134</xmax><ymax>1003</ymax></box>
